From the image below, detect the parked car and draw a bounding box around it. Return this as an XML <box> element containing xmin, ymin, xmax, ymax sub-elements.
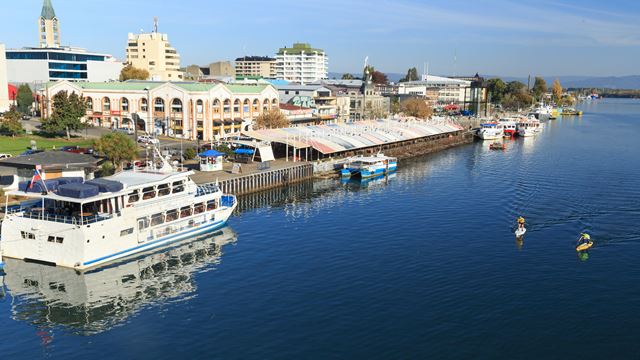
<box><xmin>20</xmin><ymin>149</ymin><xmax>44</xmax><ymax>156</ymax></box>
<box><xmin>0</xmin><ymin>153</ymin><xmax>12</xmax><ymax>159</ymax></box>
<box><xmin>137</xmin><ymin>135</ymin><xmax>159</xmax><ymax>145</ymax></box>
<box><xmin>21</xmin><ymin>114</ymin><xmax>31</xmax><ymax>120</ymax></box>
<box><xmin>59</xmin><ymin>146</ymin><xmax>94</xmax><ymax>155</ymax></box>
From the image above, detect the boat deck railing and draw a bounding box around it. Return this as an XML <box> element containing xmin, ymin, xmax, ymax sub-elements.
<box><xmin>196</xmin><ymin>183</ymin><xmax>220</xmax><ymax>197</ymax></box>
<box><xmin>6</xmin><ymin>208</ymin><xmax>113</xmax><ymax>225</ymax></box>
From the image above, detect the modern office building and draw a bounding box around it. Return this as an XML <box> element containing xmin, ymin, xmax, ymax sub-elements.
<box><xmin>39</xmin><ymin>80</ymin><xmax>279</xmax><ymax>141</ymax></box>
<box><xmin>39</xmin><ymin>0</ymin><xmax>61</xmax><ymax>48</ymax></box>
<box><xmin>4</xmin><ymin>0</ymin><xmax>122</xmax><ymax>84</ymax></box>
<box><xmin>236</xmin><ymin>56</ymin><xmax>276</xmax><ymax>79</ymax></box>
<box><xmin>0</xmin><ymin>44</ymin><xmax>10</xmax><ymax>112</ymax></box>
<box><xmin>275</xmin><ymin>43</ymin><xmax>328</xmax><ymax>84</ymax></box>
<box><xmin>125</xmin><ymin>19</ymin><xmax>183</xmax><ymax>81</ymax></box>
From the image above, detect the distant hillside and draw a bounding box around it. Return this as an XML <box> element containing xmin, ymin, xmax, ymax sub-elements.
<box><xmin>328</xmin><ymin>72</ymin><xmax>404</xmax><ymax>83</ymax></box>
<box><xmin>483</xmin><ymin>75</ymin><xmax>640</xmax><ymax>90</ymax></box>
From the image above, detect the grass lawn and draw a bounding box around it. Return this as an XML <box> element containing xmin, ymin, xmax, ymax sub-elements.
<box><xmin>0</xmin><ymin>135</ymin><xmax>94</xmax><ymax>156</ymax></box>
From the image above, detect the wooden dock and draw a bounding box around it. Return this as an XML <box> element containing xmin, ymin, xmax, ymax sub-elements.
<box><xmin>212</xmin><ymin>163</ymin><xmax>313</xmax><ymax>196</ymax></box>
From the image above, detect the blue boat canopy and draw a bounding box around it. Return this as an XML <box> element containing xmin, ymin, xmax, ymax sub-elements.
<box><xmin>57</xmin><ymin>183</ymin><xmax>100</xmax><ymax>199</ymax></box>
<box><xmin>481</xmin><ymin>123</ymin><xmax>497</xmax><ymax>127</ymax></box>
<box><xmin>57</xmin><ymin>177</ymin><xmax>84</xmax><ymax>186</ymax></box>
<box><xmin>198</xmin><ymin>149</ymin><xmax>225</xmax><ymax>157</ymax></box>
<box><xmin>85</xmin><ymin>178</ymin><xmax>124</xmax><ymax>193</ymax></box>
<box><xmin>234</xmin><ymin>148</ymin><xmax>254</xmax><ymax>155</ymax></box>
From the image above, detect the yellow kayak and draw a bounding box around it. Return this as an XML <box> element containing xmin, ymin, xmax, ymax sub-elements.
<box><xmin>576</xmin><ymin>241</ymin><xmax>594</xmax><ymax>252</ymax></box>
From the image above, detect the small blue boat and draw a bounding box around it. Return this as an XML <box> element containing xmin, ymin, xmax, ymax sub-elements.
<box><xmin>341</xmin><ymin>154</ymin><xmax>398</xmax><ymax>179</ymax></box>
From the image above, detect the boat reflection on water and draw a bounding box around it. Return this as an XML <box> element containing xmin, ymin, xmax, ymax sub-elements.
<box><xmin>341</xmin><ymin>173</ymin><xmax>396</xmax><ymax>189</ymax></box>
<box><xmin>0</xmin><ymin>226</ymin><xmax>237</xmax><ymax>335</ymax></box>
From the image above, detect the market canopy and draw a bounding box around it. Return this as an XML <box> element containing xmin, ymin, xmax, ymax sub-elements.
<box><xmin>198</xmin><ymin>150</ymin><xmax>225</xmax><ymax>157</ymax></box>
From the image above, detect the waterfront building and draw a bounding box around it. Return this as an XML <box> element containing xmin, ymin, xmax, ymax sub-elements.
<box><xmin>396</xmin><ymin>75</ymin><xmax>486</xmax><ymax>110</ymax></box>
<box><xmin>236</xmin><ymin>56</ymin><xmax>277</xmax><ymax>79</ymax></box>
<box><xmin>38</xmin><ymin>0</ymin><xmax>61</xmax><ymax>48</ymax></box>
<box><xmin>317</xmin><ymin>79</ymin><xmax>389</xmax><ymax>121</ymax></box>
<box><xmin>278</xmin><ymin>103</ymin><xmax>315</xmax><ymax>125</ymax></box>
<box><xmin>275</xmin><ymin>43</ymin><xmax>328</xmax><ymax>84</ymax></box>
<box><xmin>39</xmin><ymin>80</ymin><xmax>279</xmax><ymax>141</ymax></box>
<box><xmin>0</xmin><ymin>44</ymin><xmax>10</xmax><ymax>112</ymax></box>
<box><xmin>125</xmin><ymin>19</ymin><xmax>183</xmax><ymax>81</ymax></box>
<box><xmin>0</xmin><ymin>151</ymin><xmax>100</xmax><ymax>181</ymax></box>
<box><xmin>276</xmin><ymin>84</ymin><xmax>338</xmax><ymax>124</ymax></box>
<box><xmin>5</xmin><ymin>1</ymin><xmax>122</xmax><ymax>85</ymax></box>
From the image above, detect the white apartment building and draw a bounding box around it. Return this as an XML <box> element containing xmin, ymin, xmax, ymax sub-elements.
<box><xmin>125</xmin><ymin>21</ymin><xmax>183</xmax><ymax>81</ymax></box>
<box><xmin>275</xmin><ymin>43</ymin><xmax>328</xmax><ymax>84</ymax></box>
<box><xmin>397</xmin><ymin>75</ymin><xmax>473</xmax><ymax>104</ymax></box>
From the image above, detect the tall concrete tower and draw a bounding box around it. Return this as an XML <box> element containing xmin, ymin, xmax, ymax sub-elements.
<box><xmin>39</xmin><ymin>0</ymin><xmax>61</xmax><ymax>48</ymax></box>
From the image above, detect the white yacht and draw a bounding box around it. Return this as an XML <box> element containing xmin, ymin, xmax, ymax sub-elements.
<box><xmin>517</xmin><ymin>119</ymin><xmax>542</xmax><ymax>137</ymax></box>
<box><xmin>0</xmin><ymin>168</ymin><xmax>237</xmax><ymax>270</ymax></box>
<box><xmin>475</xmin><ymin>122</ymin><xmax>504</xmax><ymax>140</ymax></box>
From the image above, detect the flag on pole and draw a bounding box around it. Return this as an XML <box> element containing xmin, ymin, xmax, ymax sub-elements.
<box><xmin>28</xmin><ymin>165</ymin><xmax>48</xmax><ymax>193</ymax></box>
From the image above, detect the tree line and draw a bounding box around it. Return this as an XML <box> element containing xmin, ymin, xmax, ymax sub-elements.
<box><xmin>486</xmin><ymin>77</ymin><xmax>574</xmax><ymax>110</ymax></box>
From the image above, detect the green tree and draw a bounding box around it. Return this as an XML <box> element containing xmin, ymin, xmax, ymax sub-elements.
<box><xmin>0</xmin><ymin>107</ymin><xmax>24</xmax><ymax>136</ymax></box>
<box><xmin>119</xmin><ymin>64</ymin><xmax>150</xmax><ymax>81</ymax></box>
<box><xmin>183</xmin><ymin>147</ymin><xmax>197</xmax><ymax>160</ymax></box>
<box><xmin>16</xmin><ymin>84</ymin><xmax>34</xmax><ymax>114</ymax></box>
<box><xmin>532</xmin><ymin>77</ymin><xmax>547</xmax><ymax>101</ymax></box>
<box><xmin>341</xmin><ymin>73</ymin><xmax>354</xmax><ymax>80</ymax></box>
<box><xmin>552</xmin><ymin>79</ymin><xmax>563</xmax><ymax>104</ymax></box>
<box><xmin>41</xmin><ymin>91</ymin><xmax>87</xmax><ymax>139</ymax></box>
<box><xmin>506</xmin><ymin>81</ymin><xmax>527</xmax><ymax>95</ymax></box>
<box><xmin>486</xmin><ymin>78</ymin><xmax>507</xmax><ymax>104</ymax></box>
<box><xmin>255</xmin><ymin>109</ymin><xmax>289</xmax><ymax>129</ymax></box>
<box><xmin>400</xmin><ymin>67</ymin><xmax>419</xmax><ymax>82</ymax></box>
<box><xmin>93</xmin><ymin>132</ymin><xmax>137</xmax><ymax>172</ymax></box>
<box><xmin>401</xmin><ymin>98</ymin><xmax>433</xmax><ymax>118</ymax></box>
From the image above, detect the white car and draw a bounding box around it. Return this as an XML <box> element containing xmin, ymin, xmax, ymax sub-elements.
<box><xmin>137</xmin><ymin>135</ymin><xmax>159</xmax><ymax>145</ymax></box>
<box><xmin>115</xmin><ymin>127</ymin><xmax>134</xmax><ymax>135</ymax></box>
<box><xmin>0</xmin><ymin>153</ymin><xmax>12</xmax><ymax>159</ymax></box>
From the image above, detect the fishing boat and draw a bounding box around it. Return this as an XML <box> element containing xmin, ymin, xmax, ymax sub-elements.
<box><xmin>475</xmin><ymin>122</ymin><xmax>504</xmax><ymax>140</ymax></box>
<box><xmin>516</xmin><ymin>119</ymin><xmax>542</xmax><ymax>137</ymax></box>
<box><xmin>498</xmin><ymin>118</ymin><xmax>517</xmax><ymax>137</ymax></box>
<box><xmin>0</xmin><ymin>158</ymin><xmax>237</xmax><ymax>271</ymax></box>
<box><xmin>341</xmin><ymin>154</ymin><xmax>397</xmax><ymax>178</ymax></box>
<box><xmin>528</xmin><ymin>105</ymin><xmax>553</xmax><ymax>121</ymax></box>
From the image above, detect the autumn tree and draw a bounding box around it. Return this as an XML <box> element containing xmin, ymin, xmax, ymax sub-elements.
<box><xmin>41</xmin><ymin>91</ymin><xmax>87</xmax><ymax>139</ymax></box>
<box><xmin>401</xmin><ymin>98</ymin><xmax>433</xmax><ymax>118</ymax></box>
<box><xmin>532</xmin><ymin>77</ymin><xmax>547</xmax><ymax>102</ymax></box>
<box><xmin>552</xmin><ymin>79</ymin><xmax>563</xmax><ymax>104</ymax></box>
<box><xmin>341</xmin><ymin>73</ymin><xmax>354</xmax><ymax>80</ymax></box>
<box><xmin>400</xmin><ymin>67</ymin><xmax>419</xmax><ymax>82</ymax></box>
<box><xmin>93</xmin><ymin>132</ymin><xmax>137</xmax><ymax>172</ymax></box>
<box><xmin>120</xmin><ymin>64</ymin><xmax>150</xmax><ymax>81</ymax></box>
<box><xmin>16</xmin><ymin>84</ymin><xmax>34</xmax><ymax>114</ymax></box>
<box><xmin>0</xmin><ymin>107</ymin><xmax>24</xmax><ymax>136</ymax></box>
<box><xmin>254</xmin><ymin>109</ymin><xmax>289</xmax><ymax>129</ymax></box>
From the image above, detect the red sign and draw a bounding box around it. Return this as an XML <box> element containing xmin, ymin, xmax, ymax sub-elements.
<box><xmin>110</xmin><ymin>110</ymin><xmax>121</xmax><ymax>115</ymax></box>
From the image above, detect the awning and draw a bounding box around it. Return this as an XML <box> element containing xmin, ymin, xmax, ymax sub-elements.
<box><xmin>234</xmin><ymin>149</ymin><xmax>254</xmax><ymax>155</ymax></box>
<box><xmin>198</xmin><ymin>150</ymin><xmax>224</xmax><ymax>157</ymax></box>
<box><xmin>242</xmin><ymin>130</ymin><xmax>311</xmax><ymax>149</ymax></box>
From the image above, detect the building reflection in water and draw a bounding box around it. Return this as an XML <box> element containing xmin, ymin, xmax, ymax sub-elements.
<box><xmin>0</xmin><ymin>227</ymin><xmax>237</xmax><ymax>335</ymax></box>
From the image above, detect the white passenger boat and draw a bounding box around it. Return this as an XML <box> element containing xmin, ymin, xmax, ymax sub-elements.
<box><xmin>475</xmin><ymin>122</ymin><xmax>504</xmax><ymax>140</ymax></box>
<box><xmin>0</xmin><ymin>166</ymin><xmax>237</xmax><ymax>270</ymax></box>
<box><xmin>498</xmin><ymin>118</ymin><xmax>517</xmax><ymax>137</ymax></box>
<box><xmin>341</xmin><ymin>154</ymin><xmax>397</xmax><ymax>178</ymax></box>
<box><xmin>516</xmin><ymin>119</ymin><xmax>542</xmax><ymax>137</ymax></box>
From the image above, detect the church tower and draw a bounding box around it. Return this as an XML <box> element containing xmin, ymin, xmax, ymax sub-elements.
<box><xmin>39</xmin><ymin>0</ymin><xmax>60</xmax><ymax>48</ymax></box>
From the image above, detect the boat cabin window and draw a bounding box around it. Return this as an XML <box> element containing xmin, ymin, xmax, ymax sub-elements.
<box><xmin>165</xmin><ymin>209</ymin><xmax>179</xmax><ymax>222</ymax></box>
<box><xmin>194</xmin><ymin>203</ymin><xmax>205</xmax><ymax>214</ymax></box>
<box><xmin>138</xmin><ymin>217</ymin><xmax>149</xmax><ymax>230</ymax></box>
<box><xmin>173</xmin><ymin>181</ymin><xmax>185</xmax><ymax>194</ymax></box>
<box><xmin>128</xmin><ymin>190</ymin><xmax>140</xmax><ymax>203</ymax></box>
<box><xmin>120</xmin><ymin>228</ymin><xmax>134</xmax><ymax>236</ymax></box>
<box><xmin>142</xmin><ymin>186</ymin><xmax>156</xmax><ymax>200</ymax></box>
<box><xmin>158</xmin><ymin>184</ymin><xmax>171</xmax><ymax>196</ymax></box>
<box><xmin>21</xmin><ymin>231</ymin><xmax>36</xmax><ymax>240</ymax></box>
<box><xmin>206</xmin><ymin>200</ymin><xmax>217</xmax><ymax>211</ymax></box>
<box><xmin>47</xmin><ymin>236</ymin><xmax>64</xmax><ymax>244</ymax></box>
<box><xmin>150</xmin><ymin>213</ymin><xmax>164</xmax><ymax>226</ymax></box>
<box><xmin>180</xmin><ymin>206</ymin><xmax>192</xmax><ymax>218</ymax></box>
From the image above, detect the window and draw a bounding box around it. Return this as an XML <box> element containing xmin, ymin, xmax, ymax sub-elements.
<box><xmin>154</xmin><ymin>98</ymin><xmax>165</xmax><ymax>112</ymax></box>
<box><xmin>86</xmin><ymin>97</ymin><xmax>93</xmax><ymax>110</ymax></box>
<box><xmin>172</xmin><ymin>181</ymin><xmax>184</xmax><ymax>194</ymax></box>
<box><xmin>223</xmin><ymin>99</ymin><xmax>231</xmax><ymax>114</ymax></box>
<box><xmin>150</xmin><ymin>213</ymin><xmax>164</xmax><ymax>226</ymax></box>
<box><xmin>213</xmin><ymin>99</ymin><xmax>221</xmax><ymax>114</ymax></box>
<box><xmin>180</xmin><ymin>206</ymin><xmax>192</xmax><ymax>218</ymax></box>
<box><xmin>142</xmin><ymin>186</ymin><xmax>156</xmax><ymax>200</ymax></box>
<box><xmin>141</xmin><ymin>98</ymin><xmax>148</xmax><ymax>112</ymax></box>
<box><xmin>165</xmin><ymin>209</ymin><xmax>178</xmax><ymax>222</ymax></box>
<box><xmin>121</xmin><ymin>98</ymin><xmax>129</xmax><ymax>112</ymax></box>
<box><xmin>103</xmin><ymin>97</ymin><xmax>111</xmax><ymax>112</ymax></box>
<box><xmin>233</xmin><ymin>99</ymin><xmax>240</xmax><ymax>113</ymax></box>
<box><xmin>48</xmin><ymin>236</ymin><xmax>64</xmax><ymax>243</ymax></box>
<box><xmin>128</xmin><ymin>191</ymin><xmax>139</xmax><ymax>203</ymax></box>
<box><xmin>193</xmin><ymin>203</ymin><xmax>205</xmax><ymax>214</ymax></box>
<box><xmin>196</xmin><ymin>99</ymin><xmax>203</xmax><ymax>114</ymax></box>
<box><xmin>120</xmin><ymin>228</ymin><xmax>134</xmax><ymax>236</ymax></box>
<box><xmin>21</xmin><ymin>231</ymin><xmax>36</xmax><ymax>240</ymax></box>
<box><xmin>138</xmin><ymin>217</ymin><xmax>149</xmax><ymax>230</ymax></box>
<box><xmin>171</xmin><ymin>99</ymin><xmax>182</xmax><ymax>113</ymax></box>
<box><xmin>206</xmin><ymin>200</ymin><xmax>217</xmax><ymax>211</ymax></box>
<box><xmin>157</xmin><ymin>184</ymin><xmax>171</xmax><ymax>196</ymax></box>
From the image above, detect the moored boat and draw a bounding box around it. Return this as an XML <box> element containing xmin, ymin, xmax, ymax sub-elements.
<box><xmin>475</xmin><ymin>122</ymin><xmax>504</xmax><ymax>140</ymax></box>
<box><xmin>498</xmin><ymin>118</ymin><xmax>517</xmax><ymax>137</ymax></box>
<box><xmin>560</xmin><ymin>107</ymin><xmax>583</xmax><ymax>116</ymax></box>
<box><xmin>516</xmin><ymin>119</ymin><xmax>542</xmax><ymax>137</ymax></box>
<box><xmin>341</xmin><ymin>154</ymin><xmax>397</xmax><ymax>178</ymax></box>
<box><xmin>0</xmin><ymin>166</ymin><xmax>237</xmax><ymax>270</ymax></box>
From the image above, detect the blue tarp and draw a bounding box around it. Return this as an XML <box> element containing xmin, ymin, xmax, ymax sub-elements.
<box><xmin>198</xmin><ymin>149</ymin><xmax>224</xmax><ymax>157</ymax></box>
<box><xmin>57</xmin><ymin>177</ymin><xmax>84</xmax><ymax>185</ymax></box>
<box><xmin>234</xmin><ymin>148</ymin><xmax>254</xmax><ymax>155</ymax></box>
<box><xmin>18</xmin><ymin>179</ymin><xmax>60</xmax><ymax>193</ymax></box>
<box><xmin>85</xmin><ymin>178</ymin><xmax>124</xmax><ymax>193</ymax></box>
<box><xmin>57</xmin><ymin>183</ymin><xmax>100</xmax><ymax>199</ymax></box>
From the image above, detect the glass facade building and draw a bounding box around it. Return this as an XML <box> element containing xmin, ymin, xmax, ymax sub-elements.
<box><xmin>5</xmin><ymin>48</ymin><xmax>116</xmax><ymax>81</ymax></box>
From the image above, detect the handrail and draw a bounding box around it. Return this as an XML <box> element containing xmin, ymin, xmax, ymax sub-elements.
<box><xmin>9</xmin><ymin>211</ymin><xmax>113</xmax><ymax>225</ymax></box>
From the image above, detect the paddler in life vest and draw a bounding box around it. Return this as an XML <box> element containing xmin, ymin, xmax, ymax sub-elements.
<box><xmin>517</xmin><ymin>216</ymin><xmax>526</xmax><ymax>231</ymax></box>
<box><xmin>578</xmin><ymin>233</ymin><xmax>591</xmax><ymax>245</ymax></box>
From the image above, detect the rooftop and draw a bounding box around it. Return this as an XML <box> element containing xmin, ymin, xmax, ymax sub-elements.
<box><xmin>106</xmin><ymin>170</ymin><xmax>191</xmax><ymax>188</ymax></box>
<box><xmin>277</xmin><ymin>43</ymin><xmax>325</xmax><ymax>55</ymax></box>
<box><xmin>0</xmin><ymin>151</ymin><xmax>100</xmax><ymax>170</ymax></box>
<box><xmin>46</xmin><ymin>80</ymin><xmax>272</xmax><ymax>94</ymax></box>
<box><xmin>41</xmin><ymin>0</ymin><xmax>56</xmax><ymax>20</ymax></box>
<box><xmin>235</xmin><ymin>56</ymin><xmax>275</xmax><ymax>62</ymax></box>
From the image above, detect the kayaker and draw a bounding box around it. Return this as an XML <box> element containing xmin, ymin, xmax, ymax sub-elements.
<box><xmin>517</xmin><ymin>216</ymin><xmax>526</xmax><ymax>231</ymax></box>
<box><xmin>578</xmin><ymin>233</ymin><xmax>591</xmax><ymax>245</ymax></box>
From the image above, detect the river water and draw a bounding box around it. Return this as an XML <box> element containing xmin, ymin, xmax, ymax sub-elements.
<box><xmin>1</xmin><ymin>99</ymin><xmax>639</xmax><ymax>359</ymax></box>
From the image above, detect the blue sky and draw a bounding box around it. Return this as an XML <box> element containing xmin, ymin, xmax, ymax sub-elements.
<box><xmin>1</xmin><ymin>0</ymin><xmax>639</xmax><ymax>77</ymax></box>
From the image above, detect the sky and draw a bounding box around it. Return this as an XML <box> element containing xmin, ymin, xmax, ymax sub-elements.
<box><xmin>1</xmin><ymin>0</ymin><xmax>639</xmax><ymax>77</ymax></box>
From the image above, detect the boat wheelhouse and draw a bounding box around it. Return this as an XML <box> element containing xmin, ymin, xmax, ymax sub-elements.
<box><xmin>341</xmin><ymin>154</ymin><xmax>397</xmax><ymax>179</ymax></box>
<box><xmin>0</xmin><ymin>170</ymin><xmax>236</xmax><ymax>270</ymax></box>
<box><xmin>475</xmin><ymin>122</ymin><xmax>504</xmax><ymax>140</ymax></box>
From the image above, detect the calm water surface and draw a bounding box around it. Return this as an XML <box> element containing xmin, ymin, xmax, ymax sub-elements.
<box><xmin>1</xmin><ymin>99</ymin><xmax>640</xmax><ymax>359</ymax></box>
